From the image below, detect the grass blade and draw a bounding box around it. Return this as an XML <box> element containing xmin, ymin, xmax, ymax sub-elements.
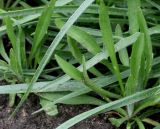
<box><xmin>4</xmin><ymin>16</ymin><xmax>17</xmax><ymax>50</ymax></box>
<box><xmin>55</xmin><ymin>19</ymin><xmax>101</xmax><ymax>55</ymax></box>
<box><xmin>41</xmin><ymin>32</ymin><xmax>140</xmax><ymax>92</ymax></box>
<box><xmin>0</xmin><ymin>38</ymin><xmax>10</xmax><ymax>63</ymax></box>
<box><xmin>135</xmin><ymin>118</ymin><xmax>145</xmax><ymax>129</ymax></box>
<box><xmin>138</xmin><ymin>7</ymin><xmax>153</xmax><ymax>87</ymax></box>
<box><xmin>56</xmin><ymin>85</ymin><xmax>160</xmax><ymax>129</ymax></box>
<box><xmin>125</xmin><ymin>34</ymin><xmax>145</xmax><ymax>116</ymax></box>
<box><xmin>55</xmin><ymin>54</ymin><xmax>83</xmax><ymax>81</ymax></box>
<box><xmin>127</xmin><ymin>0</ymin><xmax>140</xmax><ymax>34</ymax></box>
<box><xmin>115</xmin><ymin>24</ymin><xmax>129</xmax><ymax>66</ymax></box>
<box><xmin>99</xmin><ymin>0</ymin><xmax>124</xmax><ymax>94</ymax></box>
<box><xmin>10</xmin><ymin>0</ymin><xmax>95</xmax><ymax>118</ymax></box>
<box><xmin>29</xmin><ymin>0</ymin><xmax>56</xmax><ymax>62</ymax></box>
<box><xmin>55</xmin><ymin>0</ymin><xmax>73</xmax><ymax>6</ymax></box>
<box><xmin>67</xmin><ymin>36</ymin><xmax>102</xmax><ymax>76</ymax></box>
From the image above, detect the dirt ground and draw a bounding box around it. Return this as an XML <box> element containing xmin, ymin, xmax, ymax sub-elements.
<box><xmin>0</xmin><ymin>94</ymin><xmax>117</xmax><ymax>129</ymax></box>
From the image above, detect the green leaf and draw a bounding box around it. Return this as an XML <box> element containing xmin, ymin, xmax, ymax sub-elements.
<box><xmin>39</xmin><ymin>92</ymin><xmax>106</xmax><ymax>106</ymax></box>
<box><xmin>55</xmin><ymin>0</ymin><xmax>73</xmax><ymax>6</ymax></box>
<box><xmin>35</xmin><ymin>92</ymin><xmax>106</xmax><ymax>116</ymax></box>
<box><xmin>67</xmin><ymin>36</ymin><xmax>82</xmax><ymax>63</ymax></box>
<box><xmin>126</xmin><ymin>122</ymin><xmax>132</xmax><ymax>129</ymax></box>
<box><xmin>9</xmin><ymin>49</ymin><xmax>19</xmax><ymax>76</ymax></box>
<box><xmin>142</xmin><ymin>118</ymin><xmax>160</xmax><ymax>127</ymax></box>
<box><xmin>56</xmin><ymin>84</ymin><xmax>160</xmax><ymax>129</ymax></box>
<box><xmin>127</xmin><ymin>0</ymin><xmax>140</xmax><ymax>34</ymax></box>
<box><xmin>99</xmin><ymin>0</ymin><xmax>124</xmax><ymax>94</ymax></box>
<box><xmin>0</xmin><ymin>59</ymin><xmax>9</xmax><ymax>71</ymax></box>
<box><xmin>29</xmin><ymin>0</ymin><xmax>56</xmax><ymax>62</ymax></box>
<box><xmin>0</xmin><ymin>69</ymin><xmax>129</xmax><ymax>95</ymax></box>
<box><xmin>32</xmin><ymin>70</ymin><xmax>129</xmax><ymax>116</ymax></box>
<box><xmin>82</xmin><ymin>56</ymin><xmax>117</xmax><ymax>101</ymax></box>
<box><xmin>149</xmin><ymin>25</ymin><xmax>160</xmax><ymax>35</ymax></box>
<box><xmin>146</xmin><ymin>0</ymin><xmax>160</xmax><ymax>10</ymax></box>
<box><xmin>40</xmin><ymin>32</ymin><xmax>140</xmax><ymax>93</ymax></box>
<box><xmin>34</xmin><ymin>91</ymin><xmax>106</xmax><ymax>115</ymax></box>
<box><xmin>134</xmin><ymin>95</ymin><xmax>160</xmax><ymax>114</ymax></box>
<box><xmin>5</xmin><ymin>17</ymin><xmax>22</xmax><ymax>77</ymax></box>
<box><xmin>18</xmin><ymin>26</ymin><xmax>27</xmax><ymax>68</ymax></box>
<box><xmin>55</xmin><ymin>19</ymin><xmax>101</xmax><ymax>55</ymax></box>
<box><xmin>109</xmin><ymin>117</ymin><xmax>127</xmax><ymax>127</ymax></box>
<box><xmin>125</xmin><ymin>34</ymin><xmax>145</xmax><ymax>116</ymax></box>
<box><xmin>0</xmin><ymin>14</ymin><xmax>40</xmax><ymax>37</ymax></box>
<box><xmin>55</xmin><ymin>54</ymin><xmax>83</xmax><ymax>81</ymax></box>
<box><xmin>115</xmin><ymin>24</ymin><xmax>129</xmax><ymax>66</ymax></box>
<box><xmin>137</xmin><ymin>7</ymin><xmax>153</xmax><ymax>87</ymax></box>
<box><xmin>11</xmin><ymin>0</ymin><xmax>95</xmax><ymax>118</ymax></box>
<box><xmin>153</xmin><ymin>125</ymin><xmax>160</xmax><ymax>129</ymax></box>
<box><xmin>11</xmin><ymin>30</ymin><xmax>138</xmax><ymax>117</ymax></box>
<box><xmin>135</xmin><ymin>118</ymin><xmax>145</xmax><ymax>129</ymax></box>
<box><xmin>67</xmin><ymin>36</ymin><xmax>102</xmax><ymax>77</ymax></box>
<box><xmin>0</xmin><ymin>38</ymin><xmax>10</xmax><ymax>63</ymax></box>
<box><xmin>40</xmin><ymin>98</ymin><xmax>58</xmax><ymax>116</ymax></box>
<box><xmin>4</xmin><ymin>16</ymin><xmax>17</xmax><ymax>50</ymax></box>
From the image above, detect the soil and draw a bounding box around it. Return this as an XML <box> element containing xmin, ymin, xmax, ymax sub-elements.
<box><xmin>0</xmin><ymin>94</ymin><xmax>117</xmax><ymax>129</ymax></box>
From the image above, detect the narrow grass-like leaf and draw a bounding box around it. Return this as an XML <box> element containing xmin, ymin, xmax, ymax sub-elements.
<box><xmin>0</xmin><ymin>70</ymin><xmax>129</xmax><ymax>94</ymax></box>
<box><xmin>16</xmin><ymin>26</ymin><xmax>23</xmax><ymax>75</ymax></box>
<box><xmin>41</xmin><ymin>32</ymin><xmax>140</xmax><ymax>92</ymax></box>
<box><xmin>11</xmin><ymin>0</ymin><xmax>23</xmax><ymax>8</ymax></box>
<box><xmin>82</xmin><ymin>56</ymin><xmax>112</xmax><ymax>101</ymax></box>
<box><xmin>146</xmin><ymin>0</ymin><xmax>160</xmax><ymax>10</ymax></box>
<box><xmin>29</xmin><ymin>70</ymin><xmax>129</xmax><ymax>115</ymax></box>
<box><xmin>5</xmin><ymin>17</ymin><xmax>23</xmax><ymax>78</ymax></box>
<box><xmin>125</xmin><ymin>34</ymin><xmax>145</xmax><ymax>116</ymax></box>
<box><xmin>134</xmin><ymin>96</ymin><xmax>160</xmax><ymax>115</ymax></box>
<box><xmin>127</xmin><ymin>122</ymin><xmax>132</xmax><ymax>129</ymax></box>
<box><xmin>39</xmin><ymin>92</ymin><xmax>106</xmax><ymax>105</ymax></box>
<box><xmin>55</xmin><ymin>54</ymin><xmax>83</xmax><ymax>81</ymax></box>
<box><xmin>99</xmin><ymin>0</ymin><xmax>124</xmax><ymax>94</ymax></box>
<box><xmin>11</xmin><ymin>0</ymin><xmax>95</xmax><ymax>118</ymax></box>
<box><xmin>8</xmin><ymin>94</ymin><xmax>16</xmax><ymax>107</ymax></box>
<box><xmin>4</xmin><ymin>16</ymin><xmax>17</xmax><ymax>50</ymax></box>
<box><xmin>9</xmin><ymin>49</ymin><xmax>20</xmax><ymax>78</ymax></box>
<box><xmin>37</xmin><ymin>92</ymin><xmax>105</xmax><ymax>116</ymax></box>
<box><xmin>40</xmin><ymin>99</ymin><xmax>58</xmax><ymax>116</ymax></box>
<box><xmin>149</xmin><ymin>25</ymin><xmax>160</xmax><ymax>35</ymax></box>
<box><xmin>0</xmin><ymin>14</ymin><xmax>40</xmax><ymax>37</ymax></box>
<box><xmin>29</xmin><ymin>0</ymin><xmax>56</xmax><ymax>62</ymax></box>
<box><xmin>143</xmin><ymin>118</ymin><xmax>160</xmax><ymax>127</ymax></box>
<box><xmin>55</xmin><ymin>19</ymin><xmax>101</xmax><ymax>55</ymax></box>
<box><xmin>56</xmin><ymin>85</ymin><xmax>160</xmax><ymax>129</ymax></box>
<box><xmin>137</xmin><ymin>7</ymin><xmax>153</xmax><ymax>87</ymax></box>
<box><xmin>38</xmin><ymin>92</ymin><xmax>105</xmax><ymax>114</ymax></box>
<box><xmin>55</xmin><ymin>0</ymin><xmax>73</xmax><ymax>6</ymax></box>
<box><xmin>18</xmin><ymin>26</ymin><xmax>27</xmax><ymax>68</ymax></box>
<box><xmin>67</xmin><ymin>36</ymin><xmax>82</xmax><ymax>63</ymax></box>
<box><xmin>127</xmin><ymin>0</ymin><xmax>140</xmax><ymax>34</ymax></box>
<box><xmin>67</xmin><ymin>36</ymin><xmax>102</xmax><ymax>76</ymax></box>
<box><xmin>115</xmin><ymin>24</ymin><xmax>129</xmax><ymax>66</ymax></box>
<box><xmin>135</xmin><ymin>118</ymin><xmax>145</xmax><ymax>129</ymax></box>
<box><xmin>0</xmin><ymin>6</ymin><xmax>129</xmax><ymax>19</ymax></box>
<box><xmin>109</xmin><ymin>117</ymin><xmax>127</xmax><ymax>127</ymax></box>
<box><xmin>0</xmin><ymin>59</ymin><xmax>9</xmax><ymax>71</ymax></box>
<box><xmin>0</xmin><ymin>38</ymin><xmax>10</xmax><ymax>63</ymax></box>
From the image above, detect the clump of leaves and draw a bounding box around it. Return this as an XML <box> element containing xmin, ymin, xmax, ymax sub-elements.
<box><xmin>0</xmin><ymin>0</ymin><xmax>160</xmax><ymax>129</ymax></box>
